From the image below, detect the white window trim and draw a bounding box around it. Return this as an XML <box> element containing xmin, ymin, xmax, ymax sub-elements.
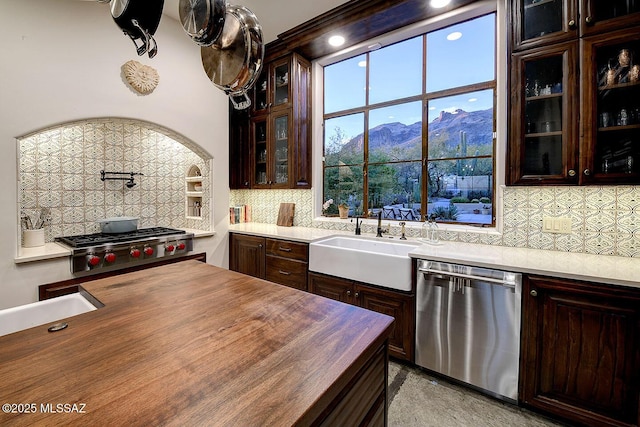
<box><xmin>312</xmin><ymin>0</ymin><xmax>507</xmax><ymax>234</ymax></box>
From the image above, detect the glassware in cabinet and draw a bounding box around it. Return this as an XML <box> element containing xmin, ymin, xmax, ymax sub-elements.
<box><xmin>273</xmin><ymin>63</ymin><xmax>290</xmax><ymax>107</ymax></box>
<box><xmin>582</xmin><ymin>29</ymin><xmax>640</xmax><ymax>182</ymax></box>
<box><xmin>252</xmin><ymin>118</ymin><xmax>268</xmax><ymax>187</ymax></box>
<box><xmin>509</xmin><ymin>42</ymin><xmax>578</xmax><ymax>184</ymax></box>
<box><xmin>254</xmin><ymin>73</ymin><xmax>268</xmax><ymax>111</ymax></box>
<box><xmin>273</xmin><ymin>114</ymin><xmax>289</xmax><ymax>185</ymax></box>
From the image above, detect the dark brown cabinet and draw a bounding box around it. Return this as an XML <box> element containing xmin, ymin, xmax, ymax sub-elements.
<box><xmin>520</xmin><ymin>275</ymin><xmax>640</xmax><ymax>426</ymax></box>
<box><xmin>265</xmin><ymin>238</ymin><xmax>308</xmax><ymax>290</ymax></box>
<box><xmin>581</xmin><ymin>27</ymin><xmax>640</xmax><ymax>183</ymax></box>
<box><xmin>508</xmin><ymin>2</ymin><xmax>640</xmax><ymax>185</ymax></box>
<box><xmin>229</xmin><ymin>233</ymin><xmax>308</xmax><ymax>290</ymax></box>
<box><xmin>229</xmin><ymin>234</ymin><xmax>266</xmax><ymax>279</ymax></box>
<box><xmin>308</xmin><ymin>271</ymin><xmax>414</xmax><ymax>361</ymax></box>
<box><xmin>509</xmin><ymin>41</ymin><xmax>579</xmax><ymax>184</ymax></box>
<box><xmin>229</xmin><ymin>102</ymin><xmax>251</xmax><ymax>189</ymax></box>
<box><xmin>512</xmin><ymin>0</ymin><xmax>640</xmax><ymax>52</ymax></box>
<box><xmin>229</xmin><ymin>50</ymin><xmax>311</xmax><ymax>190</ymax></box>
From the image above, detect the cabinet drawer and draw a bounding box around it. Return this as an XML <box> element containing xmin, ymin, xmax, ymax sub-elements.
<box><xmin>266</xmin><ymin>256</ymin><xmax>307</xmax><ymax>290</ymax></box>
<box><xmin>266</xmin><ymin>239</ymin><xmax>308</xmax><ymax>261</ymax></box>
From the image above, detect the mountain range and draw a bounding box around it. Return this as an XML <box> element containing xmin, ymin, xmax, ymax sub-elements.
<box><xmin>338</xmin><ymin>108</ymin><xmax>493</xmax><ymax>154</ymax></box>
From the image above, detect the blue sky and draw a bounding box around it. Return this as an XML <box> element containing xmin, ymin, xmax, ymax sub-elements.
<box><xmin>324</xmin><ymin>13</ymin><xmax>495</xmax><ymax>144</ymax></box>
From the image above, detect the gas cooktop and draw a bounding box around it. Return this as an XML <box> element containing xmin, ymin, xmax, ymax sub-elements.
<box><xmin>56</xmin><ymin>227</ymin><xmax>186</xmax><ymax>248</ymax></box>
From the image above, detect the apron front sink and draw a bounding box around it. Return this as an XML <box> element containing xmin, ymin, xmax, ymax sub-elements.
<box><xmin>309</xmin><ymin>235</ymin><xmax>420</xmax><ymax>291</ymax></box>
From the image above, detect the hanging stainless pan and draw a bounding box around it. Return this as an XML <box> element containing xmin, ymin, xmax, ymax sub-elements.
<box><xmin>179</xmin><ymin>0</ymin><xmax>226</xmax><ymax>46</ymax></box>
<box><xmin>200</xmin><ymin>4</ymin><xmax>264</xmax><ymax>109</ymax></box>
<box><xmin>111</xmin><ymin>0</ymin><xmax>164</xmax><ymax>58</ymax></box>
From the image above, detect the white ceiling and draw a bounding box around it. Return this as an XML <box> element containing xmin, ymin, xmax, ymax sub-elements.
<box><xmin>162</xmin><ymin>0</ymin><xmax>350</xmax><ymax>43</ymax></box>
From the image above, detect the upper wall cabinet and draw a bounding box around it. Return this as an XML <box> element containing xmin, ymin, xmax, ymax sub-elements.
<box><xmin>508</xmin><ymin>2</ymin><xmax>640</xmax><ymax>185</ymax></box>
<box><xmin>509</xmin><ymin>41</ymin><xmax>579</xmax><ymax>185</ymax></box>
<box><xmin>512</xmin><ymin>0</ymin><xmax>640</xmax><ymax>52</ymax></box>
<box><xmin>229</xmin><ymin>51</ymin><xmax>312</xmax><ymax>190</ymax></box>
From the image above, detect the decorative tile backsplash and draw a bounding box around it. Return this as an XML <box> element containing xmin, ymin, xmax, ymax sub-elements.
<box><xmin>230</xmin><ymin>189</ymin><xmax>313</xmax><ymax>226</ymax></box>
<box><xmin>230</xmin><ymin>185</ymin><xmax>640</xmax><ymax>257</ymax></box>
<box><xmin>18</xmin><ymin>118</ymin><xmax>211</xmax><ymax>243</ymax></box>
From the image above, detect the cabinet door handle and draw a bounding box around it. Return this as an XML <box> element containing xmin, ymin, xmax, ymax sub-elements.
<box><xmin>583</xmin><ymin>168</ymin><xmax>591</xmax><ymax>176</ymax></box>
<box><xmin>568</xmin><ymin>19</ymin><xmax>576</xmax><ymax>28</ymax></box>
<box><xmin>346</xmin><ymin>290</ymin><xmax>351</xmax><ymax>296</ymax></box>
<box><xmin>354</xmin><ymin>291</ymin><xmax>359</xmax><ymax>298</ymax></box>
<box><xmin>530</xmin><ymin>289</ymin><xmax>538</xmax><ymax>297</ymax></box>
<box><xmin>278</xmin><ymin>247</ymin><xmax>292</xmax><ymax>252</ymax></box>
<box><xmin>258</xmin><ymin>244</ymin><xmax>263</xmax><ymax>248</ymax></box>
<box><xmin>585</xmin><ymin>16</ymin><xmax>593</xmax><ymax>24</ymax></box>
<box><xmin>568</xmin><ymin>169</ymin><xmax>576</xmax><ymax>177</ymax></box>
<box><xmin>278</xmin><ymin>270</ymin><xmax>291</xmax><ymax>275</ymax></box>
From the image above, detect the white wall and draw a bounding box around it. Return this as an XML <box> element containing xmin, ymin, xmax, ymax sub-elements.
<box><xmin>0</xmin><ymin>0</ymin><xmax>230</xmax><ymax>309</ymax></box>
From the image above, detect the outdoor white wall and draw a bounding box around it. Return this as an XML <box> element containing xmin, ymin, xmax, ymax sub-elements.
<box><xmin>0</xmin><ymin>0</ymin><xmax>230</xmax><ymax>309</ymax></box>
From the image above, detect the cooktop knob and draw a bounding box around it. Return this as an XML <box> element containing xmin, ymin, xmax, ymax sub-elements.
<box><xmin>104</xmin><ymin>252</ymin><xmax>116</xmax><ymax>263</ymax></box>
<box><xmin>144</xmin><ymin>246</ymin><xmax>154</xmax><ymax>256</ymax></box>
<box><xmin>177</xmin><ymin>242</ymin><xmax>186</xmax><ymax>250</ymax></box>
<box><xmin>130</xmin><ymin>248</ymin><xmax>141</xmax><ymax>258</ymax></box>
<box><xmin>87</xmin><ymin>254</ymin><xmax>101</xmax><ymax>267</ymax></box>
<box><xmin>166</xmin><ymin>244</ymin><xmax>175</xmax><ymax>252</ymax></box>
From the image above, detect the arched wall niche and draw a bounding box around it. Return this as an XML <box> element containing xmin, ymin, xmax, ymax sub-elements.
<box><xmin>17</xmin><ymin>117</ymin><xmax>212</xmax><ymax>243</ymax></box>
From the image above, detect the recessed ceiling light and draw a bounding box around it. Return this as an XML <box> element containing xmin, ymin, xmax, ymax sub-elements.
<box><xmin>328</xmin><ymin>35</ymin><xmax>345</xmax><ymax>47</ymax></box>
<box><xmin>358</xmin><ymin>60</ymin><xmax>367</xmax><ymax>67</ymax></box>
<box><xmin>430</xmin><ymin>0</ymin><xmax>452</xmax><ymax>8</ymax></box>
<box><xmin>447</xmin><ymin>31</ymin><xmax>462</xmax><ymax>41</ymax></box>
<box><xmin>468</xmin><ymin>98</ymin><xmax>478</xmax><ymax>102</ymax></box>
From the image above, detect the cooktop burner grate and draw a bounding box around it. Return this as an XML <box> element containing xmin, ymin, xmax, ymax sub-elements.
<box><xmin>55</xmin><ymin>227</ymin><xmax>186</xmax><ymax>248</ymax></box>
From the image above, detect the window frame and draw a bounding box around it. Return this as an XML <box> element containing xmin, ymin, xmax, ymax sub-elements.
<box><xmin>320</xmin><ymin>7</ymin><xmax>499</xmax><ymax>226</ymax></box>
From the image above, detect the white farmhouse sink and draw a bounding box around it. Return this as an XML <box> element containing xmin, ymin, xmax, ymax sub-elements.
<box><xmin>0</xmin><ymin>293</ymin><xmax>99</xmax><ymax>337</ymax></box>
<box><xmin>309</xmin><ymin>235</ymin><xmax>421</xmax><ymax>291</ymax></box>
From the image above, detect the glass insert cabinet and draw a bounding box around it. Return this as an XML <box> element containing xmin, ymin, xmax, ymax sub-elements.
<box><xmin>582</xmin><ymin>28</ymin><xmax>640</xmax><ymax>183</ymax></box>
<box><xmin>512</xmin><ymin>0</ymin><xmax>640</xmax><ymax>50</ymax></box>
<box><xmin>232</xmin><ymin>51</ymin><xmax>310</xmax><ymax>190</ymax></box>
<box><xmin>251</xmin><ymin>113</ymin><xmax>292</xmax><ymax>188</ymax></box>
<box><xmin>508</xmin><ymin>1</ymin><xmax>640</xmax><ymax>185</ymax></box>
<box><xmin>510</xmin><ymin>42</ymin><xmax>578</xmax><ymax>184</ymax></box>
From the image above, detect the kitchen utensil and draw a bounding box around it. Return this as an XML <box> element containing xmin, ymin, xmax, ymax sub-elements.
<box><xmin>276</xmin><ymin>203</ymin><xmax>295</xmax><ymax>227</ymax></box>
<box><xmin>97</xmin><ymin>216</ymin><xmax>139</xmax><ymax>233</ymax></box>
<box><xmin>200</xmin><ymin>4</ymin><xmax>264</xmax><ymax>109</ymax></box>
<box><xmin>179</xmin><ymin>0</ymin><xmax>226</xmax><ymax>46</ymax></box>
<box><xmin>111</xmin><ymin>0</ymin><xmax>164</xmax><ymax>58</ymax></box>
<box><xmin>34</xmin><ymin>207</ymin><xmax>51</xmax><ymax>230</ymax></box>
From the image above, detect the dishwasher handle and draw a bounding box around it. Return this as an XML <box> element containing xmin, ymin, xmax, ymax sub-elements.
<box><xmin>418</xmin><ymin>265</ymin><xmax>518</xmax><ymax>288</ymax></box>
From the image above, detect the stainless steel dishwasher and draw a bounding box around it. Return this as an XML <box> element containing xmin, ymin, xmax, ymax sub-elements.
<box><xmin>415</xmin><ymin>259</ymin><xmax>522</xmax><ymax>402</ymax></box>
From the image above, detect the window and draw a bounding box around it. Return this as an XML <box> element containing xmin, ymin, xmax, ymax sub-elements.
<box><xmin>322</xmin><ymin>13</ymin><xmax>496</xmax><ymax>225</ymax></box>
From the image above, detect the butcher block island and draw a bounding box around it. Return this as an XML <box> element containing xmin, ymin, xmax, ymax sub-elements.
<box><xmin>0</xmin><ymin>261</ymin><xmax>394</xmax><ymax>426</ymax></box>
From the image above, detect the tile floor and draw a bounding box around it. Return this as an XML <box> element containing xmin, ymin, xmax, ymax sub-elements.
<box><xmin>388</xmin><ymin>361</ymin><xmax>567</xmax><ymax>426</ymax></box>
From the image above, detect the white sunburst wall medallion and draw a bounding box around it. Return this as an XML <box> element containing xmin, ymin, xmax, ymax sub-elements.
<box><xmin>122</xmin><ymin>60</ymin><xmax>159</xmax><ymax>95</ymax></box>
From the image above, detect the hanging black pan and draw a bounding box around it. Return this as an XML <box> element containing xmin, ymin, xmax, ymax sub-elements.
<box><xmin>200</xmin><ymin>4</ymin><xmax>264</xmax><ymax>109</ymax></box>
<box><xmin>111</xmin><ymin>0</ymin><xmax>164</xmax><ymax>58</ymax></box>
<box><xmin>179</xmin><ymin>0</ymin><xmax>226</xmax><ymax>46</ymax></box>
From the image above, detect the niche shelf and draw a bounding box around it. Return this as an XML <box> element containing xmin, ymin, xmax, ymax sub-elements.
<box><xmin>186</xmin><ymin>165</ymin><xmax>203</xmax><ymax>220</ymax></box>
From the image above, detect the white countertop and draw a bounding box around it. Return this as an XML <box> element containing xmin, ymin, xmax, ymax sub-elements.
<box><xmin>228</xmin><ymin>223</ymin><xmax>350</xmax><ymax>243</ymax></box>
<box><xmin>229</xmin><ymin>223</ymin><xmax>640</xmax><ymax>290</ymax></box>
<box><xmin>410</xmin><ymin>241</ymin><xmax>640</xmax><ymax>289</ymax></box>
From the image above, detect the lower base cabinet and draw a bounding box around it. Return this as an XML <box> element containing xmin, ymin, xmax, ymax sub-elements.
<box><xmin>520</xmin><ymin>275</ymin><xmax>640</xmax><ymax>427</ymax></box>
<box><xmin>230</xmin><ymin>233</ymin><xmax>309</xmax><ymax>290</ymax></box>
<box><xmin>308</xmin><ymin>271</ymin><xmax>414</xmax><ymax>361</ymax></box>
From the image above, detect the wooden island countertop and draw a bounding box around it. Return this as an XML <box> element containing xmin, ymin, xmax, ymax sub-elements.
<box><xmin>0</xmin><ymin>261</ymin><xmax>394</xmax><ymax>426</ymax></box>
